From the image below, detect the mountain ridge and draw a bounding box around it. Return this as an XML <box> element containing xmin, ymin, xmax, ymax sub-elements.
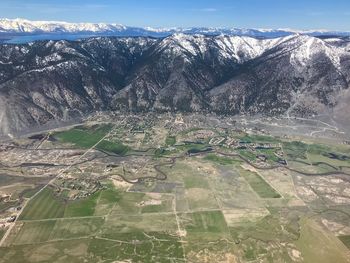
<box><xmin>0</xmin><ymin>33</ymin><xmax>349</xmax><ymax>136</ymax></box>
<box><xmin>1</xmin><ymin>18</ymin><xmax>350</xmax><ymax>38</ymax></box>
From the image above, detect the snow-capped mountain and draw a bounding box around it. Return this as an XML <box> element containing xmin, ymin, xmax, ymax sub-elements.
<box><xmin>0</xmin><ymin>18</ymin><xmax>127</xmax><ymax>34</ymax></box>
<box><xmin>0</xmin><ymin>33</ymin><xmax>350</xmax><ymax>136</ymax></box>
<box><xmin>1</xmin><ymin>18</ymin><xmax>350</xmax><ymax>38</ymax></box>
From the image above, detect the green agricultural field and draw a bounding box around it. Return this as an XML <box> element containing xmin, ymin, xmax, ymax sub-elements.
<box><xmin>185</xmin><ymin>187</ymin><xmax>220</xmax><ymax>210</ymax></box>
<box><xmin>296</xmin><ymin>218</ymin><xmax>350</xmax><ymax>263</ymax></box>
<box><xmin>94</xmin><ymin>187</ymin><xmax>121</xmax><ymax>216</ymax></box>
<box><xmin>49</xmin><ymin>217</ymin><xmax>104</xmax><ymax>240</ymax></box>
<box><xmin>283</xmin><ymin>140</ymin><xmax>350</xmax><ymax>173</ymax></box>
<box><xmin>181</xmin><ymin>210</ymin><xmax>228</xmax><ymax>238</ymax></box>
<box><xmin>237</xmin><ymin>149</ymin><xmax>257</xmax><ymax>162</ymax></box>
<box><xmin>64</xmin><ymin>192</ymin><xmax>100</xmax><ymax>217</ymax></box>
<box><xmin>141</xmin><ymin>204</ymin><xmax>166</xmax><ymax>213</ymax></box>
<box><xmin>109</xmin><ymin>192</ymin><xmax>145</xmax><ymax>215</ymax></box>
<box><xmin>165</xmin><ymin>135</ymin><xmax>176</xmax><ymax>146</ymax></box>
<box><xmin>54</xmin><ymin>124</ymin><xmax>130</xmax><ymax>155</ymax></box>
<box><xmin>0</xmin><ymin>228</ymin><xmax>6</xmax><ymax>241</ymax></box>
<box><xmin>19</xmin><ymin>187</ymin><xmax>109</xmax><ymax>220</ymax></box>
<box><xmin>338</xmin><ymin>235</ymin><xmax>350</xmax><ymax>249</ymax></box>
<box><xmin>204</xmin><ymin>154</ymin><xmax>242</xmax><ymax>165</ymax></box>
<box><xmin>100</xmin><ymin>213</ymin><xmax>179</xmax><ymax>239</ymax></box>
<box><xmin>21</xmin><ymin>186</ymin><xmax>43</xmax><ymax>199</ymax></box>
<box><xmin>95</xmin><ymin>140</ymin><xmax>129</xmax><ymax>155</ymax></box>
<box><xmin>307</xmin><ymin>152</ymin><xmax>348</xmax><ymax>168</ymax></box>
<box><xmin>0</xmin><ymin>238</ymin><xmax>92</xmax><ymax>262</ymax></box>
<box><xmin>3</xmin><ymin>117</ymin><xmax>350</xmax><ymax>263</ymax></box>
<box><xmin>19</xmin><ymin>187</ymin><xmax>65</xmax><ymax>220</ymax></box>
<box><xmin>12</xmin><ymin>220</ymin><xmax>56</xmax><ymax>245</ymax></box>
<box><xmin>239</xmin><ymin>169</ymin><xmax>281</xmax><ymax>198</ymax></box>
<box><xmin>283</xmin><ymin>141</ymin><xmax>309</xmax><ymax>160</ymax></box>
<box><xmin>256</xmin><ymin>148</ymin><xmax>280</xmax><ymax>162</ymax></box>
<box><xmin>97</xmin><ymin>187</ymin><xmax>121</xmax><ymax>204</ymax></box>
<box><xmin>54</xmin><ymin>124</ymin><xmax>113</xmax><ymax>148</ymax></box>
<box><xmin>183</xmin><ymin>174</ymin><xmax>210</xmax><ymax>189</ymax></box>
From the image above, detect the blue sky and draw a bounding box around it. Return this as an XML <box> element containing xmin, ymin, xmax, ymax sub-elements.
<box><xmin>1</xmin><ymin>0</ymin><xmax>349</xmax><ymax>30</ymax></box>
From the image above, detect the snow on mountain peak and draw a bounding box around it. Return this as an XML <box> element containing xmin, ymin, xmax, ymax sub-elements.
<box><xmin>1</xmin><ymin>18</ymin><xmax>350</xmax><ymax>38</ymax></box>
<box><xmin>0</xmin><ymin>18</ymin><xmax>126</xmax><ymax>33</ymax></box>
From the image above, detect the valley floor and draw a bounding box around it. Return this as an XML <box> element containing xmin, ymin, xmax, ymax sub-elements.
<box><xmin>0</xmin><ymin>113</ymin><xmax>350</xmax><ymax>262</ymax></box>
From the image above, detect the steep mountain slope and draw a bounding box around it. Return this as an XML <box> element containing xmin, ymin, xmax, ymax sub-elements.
<box><xmin>0</xmin><ymin>34</ymin><xmax>349</xmax><ymax>135</ymax></box>
<box><xmin>209</xmin><ymin>35</ymin><xmax>350</xmax><ymax>115</ymax></box>
<box><xmin>0</xmin><ymin>38</ymin><xmax>156</xmax><ymax>135</ymax></box>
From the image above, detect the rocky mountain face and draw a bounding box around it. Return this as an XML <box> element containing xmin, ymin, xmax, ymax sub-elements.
<box><xmin>0</xmin><ymin>34</ymin><xmax>349</xmax><ymax>135</ymax></box>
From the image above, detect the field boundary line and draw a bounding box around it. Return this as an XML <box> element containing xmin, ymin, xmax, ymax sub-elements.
<box><xmin>0</xmin><ymin>125</ymin><xmax>115</xmax><ymax>247</ymax></box>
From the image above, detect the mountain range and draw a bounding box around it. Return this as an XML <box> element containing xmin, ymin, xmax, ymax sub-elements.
<box><xmin>1</xmin><ymin>18</ymin><xmax>350</xmax><ymax>38</ymax></box>
<box><xmin>0</xmin><ymin>32</ymin><xmax>350</xmax><ymax>136</ymax></box>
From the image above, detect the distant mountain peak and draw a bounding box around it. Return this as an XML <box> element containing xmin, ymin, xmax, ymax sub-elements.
<box><xmin>0</xmin><ymin>18</ymin><xmax>349</xmax><ymax>38</ymax></box>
